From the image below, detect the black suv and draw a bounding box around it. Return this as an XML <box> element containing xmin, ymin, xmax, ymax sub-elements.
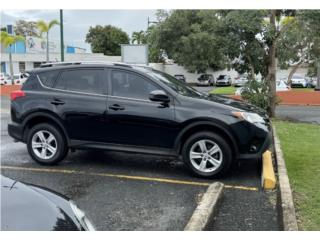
<box><xmin>8</xmin><ymin>62</ymin><xmax>271</xmax><ymax>177</ymax></box>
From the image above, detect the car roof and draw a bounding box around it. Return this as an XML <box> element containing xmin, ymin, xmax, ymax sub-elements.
<box><xmin>28</xmin><ymin>62</ymin><xmax>151</xmax><ymax>75</ymax></box>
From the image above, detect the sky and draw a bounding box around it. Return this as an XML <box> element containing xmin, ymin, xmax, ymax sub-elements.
<box><xmin>0</xmin><ymin>10</ymin><xmax>157</xmax><ymax>52</ymax></box>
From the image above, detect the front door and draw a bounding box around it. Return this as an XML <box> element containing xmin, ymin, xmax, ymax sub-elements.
<box><xmin>105</xmin><ymin>69</ymin><xmax>177</xmax><ymax>149</ymax></box>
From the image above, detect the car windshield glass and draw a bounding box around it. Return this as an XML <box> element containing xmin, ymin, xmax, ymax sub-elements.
<box><xmin>147</xmin><ymin>70</ymin><xmax>204</xmax><ymax>97</ymax></box>
<box><xmin>217</xmin><ymin>75</ymin><xmax>226</xmax><ymax>80</ymax></box>
<box><xmin>293</xmin><ymin>75</ymin><xmax>303</xmax><ymax>79</ymax></box>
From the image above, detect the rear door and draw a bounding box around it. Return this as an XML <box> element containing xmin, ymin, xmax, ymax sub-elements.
<box><xmin>48</xmin><ymin>67</ymin><xmax>108</xmax><ymax>142</ymax></box>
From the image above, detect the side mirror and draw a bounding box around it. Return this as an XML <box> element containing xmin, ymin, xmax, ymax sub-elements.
<box><xmin>149</xmin><ymin>90</ymin><xmax>170</xmax><ymax>103</ymax></box>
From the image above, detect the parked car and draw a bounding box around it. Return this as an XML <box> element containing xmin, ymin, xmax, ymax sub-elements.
<box><xmin>216</xmin><ymin>75</ymin><xmax>232</xmax><ymax>86</ymax></box>
<box><xmin>0</xmin><ymin>73</ymin><xmax>12</xmax><ymax>85</ymax></box>
<box><xmin>234</xmin><ymin>74</ymin><xmax>248</xmax><ymax>87</ymax></box>
<box><xmin>235</xmin><ymin>80</ymin><xmax>290</xmax><ymax>95</ymax></box>
<box><xmin>291</xmin><ymin>75</ymin><xmax>307</xmax><ymax>88</ymax></box>
<box><xmin>306</xmin><ymin>76</ymin><xmax>317</xmax><ymax>88</ymax></box>
<box><xmin>1</xmin><ymin>175</ymin><xmax>95</xmax><ymax>231</ymax></box>
<box><xmin>197</xmin><ymin>74</ymin><xmax>214</xmax><ymax>86</ymax></box>
<box><xmin>8</xmin><ymin>62</ymin><xmax>271</xmax><ymax>178</ymax></box>
<box><xmin>174</xmin><ymin>74</ymin><xmax>186</xmax><ymax>82</ymax></box>
<box><xmin>13</xmin><ymin>73</ymin><xmax>29</xmax><ymax>85</ymax></box>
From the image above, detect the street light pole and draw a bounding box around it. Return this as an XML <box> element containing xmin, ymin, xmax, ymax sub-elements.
<box><xmin>60</xmin><ymin>9</ymin><xmax>64</xmax><ymax>62</ymax></box>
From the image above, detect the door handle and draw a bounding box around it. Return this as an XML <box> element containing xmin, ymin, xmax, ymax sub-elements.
<box><xmin>51</xmin><ymin>99</ymin><xmax>65</xmax><ymax>105</ymax></box>
<box><xmin>109</xmin><ymin>104</ymin><xmax>125</xmax><ymax>111</ymax></box>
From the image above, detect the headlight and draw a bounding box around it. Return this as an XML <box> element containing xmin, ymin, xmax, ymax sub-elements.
<box><xmin>232</xmin><ymin>111</ymin><xmax>265</xmax><ymax>124</ymax></box>
<box><xmin>69</xmin><ymin>201</ymin><xmax>95</xmax><ymax>231</ymax></box>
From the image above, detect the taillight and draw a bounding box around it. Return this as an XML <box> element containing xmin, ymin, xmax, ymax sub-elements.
<box><xmin>10</xmin><ymin>90</ymin><xmax>26</xmax><ymax>101</ymax></box>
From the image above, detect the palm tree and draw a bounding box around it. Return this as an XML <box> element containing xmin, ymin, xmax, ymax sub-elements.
<box><xmin>37</xmin><ymin>19</ymin><xmax>59</xmax><ymax>62</ymax></box>
<box><xmin>131</xmin><ymin>31</ymin><xmax>145</xmax><ymax>44</ymax></box>
<box><xmin>0</xmin><ymin>31</ymin><xmax>25</xmax><ymax>78</ymax></box>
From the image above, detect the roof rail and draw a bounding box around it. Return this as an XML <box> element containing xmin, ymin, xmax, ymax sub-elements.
<box><xmin>39</xmin><ymin>61</ymin><xmax>133</xmax><ymax>68</ymax></box>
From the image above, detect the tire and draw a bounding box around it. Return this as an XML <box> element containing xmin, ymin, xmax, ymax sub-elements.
<box><xmin>182</xmin><ymin>131</ymin><xmax>232</xmax><ymax>178</ymax></box>
<box><xmin>27</xmin><ymin>123</ymin><xmax>68</xmax><ymax>165</ymax></box>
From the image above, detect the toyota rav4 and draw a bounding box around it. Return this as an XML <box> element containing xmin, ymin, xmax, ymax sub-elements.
<box><xmin>8</xmin><ymin>62</ymin><xmax>271</xmax><ymax>178</ymax></box>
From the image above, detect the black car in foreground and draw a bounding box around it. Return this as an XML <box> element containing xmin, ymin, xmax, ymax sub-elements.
<box><xmin>1</xmin><ymin>175</ymin><xmax>95</xmax><ymax>231</ymax></box>
<box><xmin>8</xmin><ymin>62</ymin><xmax>271</xmax><ymax>177</ymax></box>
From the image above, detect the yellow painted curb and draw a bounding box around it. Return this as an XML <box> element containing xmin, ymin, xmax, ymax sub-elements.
<box><xmin>262</xmin><ymin>150</ymin><xmax>276</xmax><ymax>190</ymax></box>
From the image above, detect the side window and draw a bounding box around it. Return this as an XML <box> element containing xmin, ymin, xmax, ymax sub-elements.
<box><xmin>111</xmin><ymin>70</ymin><xmax>158</xmax><ymax>100</ymax></box>
<box><xmin>37</xmin><ymin>70</ymin><xmax>59</xmax><ymax>88</ymax></box>
<box><xmin>55</xmin><ymin>69</ymin><xmax>104</xmax><ymax>95</ymax></box>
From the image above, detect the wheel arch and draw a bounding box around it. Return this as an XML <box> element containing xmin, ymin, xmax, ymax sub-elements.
<box><xmin>22</xmin><ymin>111</ymin><xmax>69</xmax><ymax>145</ymax></box>
<box><xmin>174</xmin><ymin>121</ymin><xmax>238</xmax><ymax>158</ymax></box>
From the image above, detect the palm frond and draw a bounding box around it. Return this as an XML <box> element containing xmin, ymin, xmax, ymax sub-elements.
<box><xmin>37</xmin><ymin>20</ymin><xmax>49</xmax><ymax>35</ymax></box>
<box><xmin>48</xmin><ymin>20</ymin><xmax>59</xmax><ymax>30</ymax></box>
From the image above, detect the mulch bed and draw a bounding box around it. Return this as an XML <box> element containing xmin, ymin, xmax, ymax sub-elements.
<box><xmin>231</xmin><ymin>91</ymin><xmax>320</xmax><ymax>106</ymax></box>
<box><xmin>1</xmin><ymin>85</ymin><xmax>22</xmax><ymax>97</ymax></box>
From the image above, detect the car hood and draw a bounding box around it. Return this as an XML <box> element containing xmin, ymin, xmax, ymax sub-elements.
<box><xmin>1</xmin><ymin>176</ymin><xmax>78</xmax><ymax>231</ymax></box>
<box><xmin>205</xmin><ymin>94</ymin><xmax>267</xmax><ymax>116</ymax></box>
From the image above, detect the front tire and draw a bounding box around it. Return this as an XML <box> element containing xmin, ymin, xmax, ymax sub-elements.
<box><xmin>182</xmin><ymin>131</ymin><xmax>232</xmax><ymax>178</ymax></box>
<box><xmin>27</xmin><ymin>123</ymin><xmax>68</xmax><ymax>165</ymax></box>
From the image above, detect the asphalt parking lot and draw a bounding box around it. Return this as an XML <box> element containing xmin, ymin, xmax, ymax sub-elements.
<box><xmin>1</xmin><ymin>96</ymin><xmax>279</xmax><ymax>230</ymax></box>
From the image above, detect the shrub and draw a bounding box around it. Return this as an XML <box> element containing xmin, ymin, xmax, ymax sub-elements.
<box><xmin>240</xmin><ymin>79</ymin><xmax>277</xmax><ymax>113</ymax></box>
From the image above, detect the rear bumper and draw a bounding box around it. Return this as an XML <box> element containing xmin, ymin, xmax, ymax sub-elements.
<box><xmin>8</xmin><ymin>122</ymin><xmax>24</xmax><ymax>142</ymax></box>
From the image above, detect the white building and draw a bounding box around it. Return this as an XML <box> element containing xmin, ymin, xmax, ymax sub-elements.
<box><xmin>0</xmin><ymin>52</ymin><xmax>121</xmax><ymax>74</ymax></box>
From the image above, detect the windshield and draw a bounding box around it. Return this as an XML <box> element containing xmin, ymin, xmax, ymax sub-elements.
<box><xmin>217</xmin><ymin>75</ymin><xmax>226</xmax><ymax>80</ymax></box>
<box><xmin>147</xmin><ymin>70</ymin><xmax>204</xmax><ymax>97</ymax></box>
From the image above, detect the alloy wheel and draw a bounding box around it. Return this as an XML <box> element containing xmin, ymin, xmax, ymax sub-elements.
<box><xmin>189</xmin><ymin>139</ymin><xmax>223</xmax><ymax>173</ymax></box>
<box><xmin>31</xmin><ymin>130</ymin><xmax>57</xmax><ymax>160</ymax></box>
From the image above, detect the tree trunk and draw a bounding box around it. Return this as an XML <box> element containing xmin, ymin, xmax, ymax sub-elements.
<box><xmin>9</xmin><ymin>46</ymin><xmax>14</xmax><ymax>80</ymax></box>
<box><xmin>266</xmin><ymin>10</ymin><xmax>277</xmax><ymax>118</ymax></box>
<box><xmin>287</xmin><ymin>62</ymin><xmax>303</xmax><ymax>85</ymax></box>
<box><xmin>316</xmin><ymin>61</ymin><xmax>320</xmax><ymax>91</ymax></box>
<box><xmin>46</xmin><ymin>32</ymin><xmax>49</xmax><ymax>62</ymax></box>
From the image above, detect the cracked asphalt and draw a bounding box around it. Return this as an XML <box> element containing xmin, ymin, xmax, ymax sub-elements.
<box><xmin>1</xmin><ymin>95</ymin><xmax>279</xmax><ymax>230</ymax></box>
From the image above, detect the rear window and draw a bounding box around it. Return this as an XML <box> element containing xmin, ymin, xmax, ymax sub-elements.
<box><xmin>37</xmin><ymin>70</ymin><xmax>60</xmax><ymax>88</ymax></box>
<box><xmin>54</xmin><ymin>69</ymin><xmax>105</xmax><ymax>95</ymax></box>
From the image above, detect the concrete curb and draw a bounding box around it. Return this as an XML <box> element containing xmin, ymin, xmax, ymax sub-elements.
<box><xmin>272</xmin><ymin>126</ymin><xmax>299</xmax><ymax>231</ymax></box>
<box><xmin>184</xmin><ymin>182</ymin><xmax>224</xmax><ymax>231</ymax></box>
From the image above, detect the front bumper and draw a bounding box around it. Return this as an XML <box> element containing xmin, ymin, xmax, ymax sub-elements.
<box><xmin>237</xmin><ymin>130</ymin><xmax>272</xmax><ymax>161</ymax></box>
<box><xmin>197</xmin><ymin>81</ymin><xmax>210</xmax><ymax>86</ymax></box>
<box><xmin>8</xmin><ymin>122</ymin><xmax>24</xmax><ymax>142</ymax></box>
<box><xmin>216</xmin><ymin>81</ymin><xmax>230</xmax><ymax>86</ymax></box>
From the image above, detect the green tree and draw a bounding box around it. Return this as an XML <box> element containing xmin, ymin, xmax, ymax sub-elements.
<box><xmin>15</xmin><ymin>20</ymin><xmax>39</xmax><ymax>37</ymax></box>
<box><xmin>155</xmin><ymin>10</ymin><xmax>226</xmax><ymax>72</ymax></box>
<box><xmin>0</xmin><ymin>31</ymin><xmax>25</xmax><ymax>77</ymax></box>
<box><xmin>36</xmin><ymin>19</ymin><xmax>59</xmax><ymax>62</ymax></box>
<box><xmin>278</xmin><ymin>11</ymin><xmax>320</xmax><ymax>84</ymax></box>
<box><xmin>85</xmin><ymin>25</ymin><xmax>129</xmax><ymax>56</ymax></box>
<box><xmin>131</xmin><ymin>31</ymin><xmax>146</xmax><ymax>44</ymax></box>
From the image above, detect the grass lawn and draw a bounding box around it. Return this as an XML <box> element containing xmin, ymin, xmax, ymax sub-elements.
<box><xmin>273</xmin><ymin>120</ymin><xmax>320</xmax><ymax>230</ymax></box>
<box><xmin>209</xmin><ymin>86</ymin><xmax>237</xmax><ymax>95</ymax></box>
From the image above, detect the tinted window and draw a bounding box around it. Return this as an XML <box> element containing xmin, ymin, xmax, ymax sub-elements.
<box><xmin>55</xmin><ymin>69</ymin><xmax>104</xmax><ymax>94</ymax></box>
<box><xmin>147</xmin><ymin>70</ymin><xmax>203</xmax><ymax>97</ymax></box>
<box><xmin>111</xmin><ymin>70</ymin><xmax>158</xmax><ymax>100</ymax></box>
<box><xmin>38</xmin><ymin>70</ymin><xmax>60</xmax><ymax>88</ymax></box>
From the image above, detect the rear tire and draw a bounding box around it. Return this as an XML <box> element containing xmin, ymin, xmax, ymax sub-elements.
<box><xmin>27</xmin><ymin>123</ymin><xmax>68</xmax><ymax>165</ymax></box>
<box><xmin>182</xmin><ymin>131</ymin><xmax>232</xmax><ymax>178</ymax></box>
